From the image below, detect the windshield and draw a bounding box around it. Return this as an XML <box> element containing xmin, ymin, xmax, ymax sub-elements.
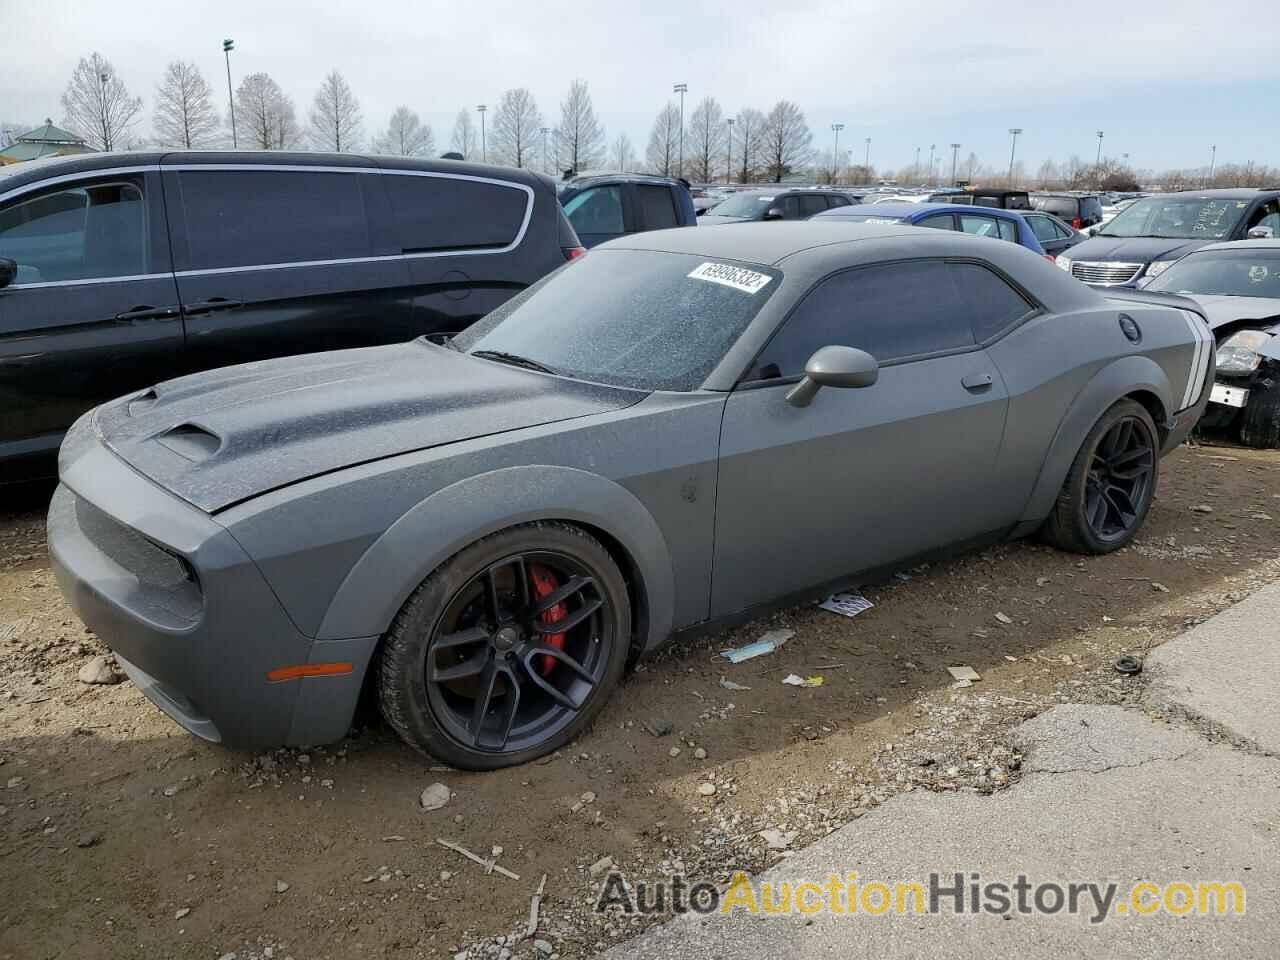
<box><xmin>1148</xmin><ymin>250</ymin><xmax>1280</xmax><ymax>299</ymax></box>
<box><xmin>452</xmin><ymin>249</ymin><xmax>781</xmax><ymax>391</ymax></box>
<box><xmin>1099</xmin><ymin>196</ymin><xmax>1245</xmax><ymax>240</ymax></box>
<box><xmin>706</xmin><ymin>194</ymin><xmax>774</xmax><ymax>218</ymax></box>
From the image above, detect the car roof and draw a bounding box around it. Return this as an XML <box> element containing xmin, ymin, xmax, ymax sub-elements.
<box><xmin>565</xmin><ymin>172</ymin><xmax>685</xmax><ymax>189</ymax></box>
<box><xmin>0</xmin><ymin>149</ymin><xmax>554</xmax><ymax>197</ymax></box>
<box><xmin>606</xmin><ymin>220</ymin><xmax>922</xmax><ymax>265</ymax></box>
<box><xmin>1158</xmin><ymin>188</ymin><xmax>1279</xmax><ymax>200</ymax></box>
<box><xmin>819</xmin><ymin>202</ymin><xmax>1029</xmax><ymax>221</ymax></box>
<box><xmin>1187</xmin><ymin>238</ymin><xmax>1280</xmax><ymax>253</ymax></box>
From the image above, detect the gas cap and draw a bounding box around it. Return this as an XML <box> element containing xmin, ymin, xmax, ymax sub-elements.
<box><xmin>1118</xmin><ymin>313</ymin><xmax>1142</xmax><ymax>343</ymax></box>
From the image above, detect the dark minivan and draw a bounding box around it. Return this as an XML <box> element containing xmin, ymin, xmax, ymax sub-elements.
<box><xmin>558</xmin><ymin>173</ymin><xmax>695</xmax><ymax>248</ymax></box>
<box><xmin>698</xmin><ymin>188</ymin><xmax>854</xmax><ymax>225</ymax></box>
<box><xmin>0</xmin><ymin>151</ymin><xmax>580</xmax><ymax>482</ymax></box>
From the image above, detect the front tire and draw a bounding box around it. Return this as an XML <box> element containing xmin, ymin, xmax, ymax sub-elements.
<box><xmin>1239</xmin><ymin>387</ymin><xmax>1280</xmax><ymax>449</ymax></box>
<box><xmin>377</xmin><ymin>521</ymin><xmax>631</xmax><ymax>770</ymax></box>
<box><xmin>1040</xmin><ymin>399</ymin><xmax>1160</xmax><ymax>554</ymax></box>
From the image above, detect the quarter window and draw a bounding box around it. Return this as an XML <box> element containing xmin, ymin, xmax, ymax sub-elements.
<box><xmin>960</xmin><ymin>215</ymin><xmax>1000</xmax><ymax>238</ymax></box>
<box><xmin>949</xmin><ymin>262</ymin><xmax>1033</xmax><ymax>341</ymax></box>
<box><xmin>635</xmin><ymin>185</ymin><xmax>679</xmax><ymax>230</ymax></box>
<box><xmin>177</xmin><ymin>170</ymin><xmax>370</xmax><ymax>270</ymax></box>
<box><xmin>0</xmin><ymin>182</ymin><xmax>145</xmax><ymax>283</ymax></box>
<box><xmin>385</xmin><ymin>174</ymin><xmax>529</xmax><ymax>251</ymax></box>
<box><xmin>564</xmin><ymin>185</ymin><xmax>625</xmax><ymax>235</ymax></box>
<box><xmin>748</xmin><ymin>260</ymin><xmax>978</xmax><ymax>379</ymax></box>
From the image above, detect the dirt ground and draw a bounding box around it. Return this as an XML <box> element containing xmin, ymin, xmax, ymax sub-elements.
<box><xmin>2</xmin><ymin>440</ymin><xmax>1278</xmax><ymax>960</ymax></box>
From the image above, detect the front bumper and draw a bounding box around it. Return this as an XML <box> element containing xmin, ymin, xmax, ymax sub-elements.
<box><xmin>48</xmin><ymin>425</ymin><xmax>376</xmax><ymax>748</ymax></box>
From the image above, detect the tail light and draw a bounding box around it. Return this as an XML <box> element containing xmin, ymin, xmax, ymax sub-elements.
<box><xmin>563</xmin><ymin>246</ymin><xmax>587</xmax><ymax>262</ymax></box>
<box><xmin>1072</xmin><ymin>217</ymin><xmax>1082</xmax><ymax>230</ymax></box>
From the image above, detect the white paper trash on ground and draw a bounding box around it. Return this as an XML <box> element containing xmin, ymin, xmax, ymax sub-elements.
<box><xmin>819</xmin><ymin>593</ymin><xmax>874</xmax><ymax>618</ymax></box>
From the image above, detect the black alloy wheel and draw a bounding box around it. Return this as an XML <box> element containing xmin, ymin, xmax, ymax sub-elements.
<box><xmin>378</xmin><ymin>522</ymin><xmax>631</xmax><ymax>769</ymax></box>
<box><xmin>1084</xmin><ymin>415</ymin><xmax>1156</xmax><ymax>542</ymax></box>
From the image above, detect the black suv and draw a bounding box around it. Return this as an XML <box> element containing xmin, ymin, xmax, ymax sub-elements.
<box><xmin>0</xmin><ymin>151</ymin><xmax>581</xmax><ymax>482</ymax></box>
<box><xmin>699</xmin><ymin>188</ymin><xmax>854</xmax><ymax>224</ymax></box>
<box><xmin>939</xmin><ymin>189</ymin><xmax>1032</xmax><ymax>210</ymax></box>
<box><xmin>1030</xmin><ymin>193</ymin><xmax>1104</xmax><ymax>230</ymax></box>
<box><xmin>1056</xmin><ymin>188</ymin><xmax>1280</xmax><ymax>287</ymax></box>
<box><xmin>557</xmin><ymin>173</ymin><xmax>696</xmax><ymax>248</ymax></box>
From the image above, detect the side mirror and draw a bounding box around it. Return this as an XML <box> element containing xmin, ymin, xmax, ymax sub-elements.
<box><xmin>785</xmin><ymin>346</ymin><xmax>879</xmax><ymax>407</ymax></box>
<box><xmin>696</xmin><ymin>208</ymin><xmax>708</xmax><ymax>217</ymax></box>
<box><xmin>763</xmin><ymin>207</ymin><xmax>785</xmax><ymax>221</ymax></box>
<box><xmin>1248</xmin><ymin>225</ymin><xmax>1275</xmax><ymax>240</ymax></box>
<box><xmin>0</xmin><ymin>258</ymin><xmax>15</xmax><ymax>289</ymax></box>
<box><xmin>1087</xmin><ymin>227</ymin><xmax>1099</xmax><ymax>237</ymax></box>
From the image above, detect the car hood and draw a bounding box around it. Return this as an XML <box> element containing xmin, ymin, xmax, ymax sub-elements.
<box><xmin>1183</xmin><ymin>295</ymin><xmax>1280</xmax><ymax>332</ymax></box>
<box><xmin>698</xmin><ymin>214</ymin><xmax>753</xmax><ymax>225</ymax></box>
<box><xmin>1068</xmin><ymin>235</ymin><xmax>1209</xmax><ymax>263</ymax></box>
<box><xmin>92</xmin><ymin>341</ymin><xmax>645</xmax><ymax>513</ymax></box>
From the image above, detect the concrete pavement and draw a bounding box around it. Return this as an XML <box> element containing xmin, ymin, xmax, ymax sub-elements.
<box><xmin>601</xmin><ymin>583</ymin><xmax>1280</xmax><ymax>960</ymax></box>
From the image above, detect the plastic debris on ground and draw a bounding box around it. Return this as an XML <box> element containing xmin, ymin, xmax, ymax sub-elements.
<box><xmin>719</xmin><ymin>628</ymin><xmax>795</xmax><ymax>664</ymax></box>
<box><xmin>719</xmin><ymin>676</ymin><xmax>751</xmax><ymax>691</ymax></box>
<box><xmin>947</xmin><ymin>665</ymin><xmax>981</xmax><ymax>688</ymax></box>
<box><xmin>818</xmin><ymin>592</ymin><xmax>874</xmax><ymax>618</ymax></box>
<box><xmin>782</xmin><ymin>674</ymin><xmax>825</xmax><ymax>688</ymax></box>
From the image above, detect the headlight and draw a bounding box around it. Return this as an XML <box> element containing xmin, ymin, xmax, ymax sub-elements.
<box><xmin>1145</xmin><ymin>259</ymin><xmax>1177</xmax><ymax>279</ymax></box>
<box><xmin>1216</xmin><ymin>329</ymin><xmax>1272</xmax><ymax>375</ymax></box>
<box><xmin>1055</xmin><ymin>255</ymin><xmax>1072</xmax><ymax>272</ymax></box>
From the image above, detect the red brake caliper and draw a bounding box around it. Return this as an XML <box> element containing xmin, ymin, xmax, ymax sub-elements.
<box><xmin>528</xmin><ymin>565</ymin><xmax>566</xmax><ymax>676</ymax></box>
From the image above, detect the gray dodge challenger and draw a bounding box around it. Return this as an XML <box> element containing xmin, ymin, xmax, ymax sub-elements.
<box><xmin>49</xmin><ymin>222</ymin><xmax>1214</xmax><ymax>769</ymax></box>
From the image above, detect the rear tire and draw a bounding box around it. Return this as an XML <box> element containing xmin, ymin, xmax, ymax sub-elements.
<box><xmin>1040</xmin><ymin>399</ymin><xmax>1159</xmax><ymax>554</ymax></box>
<box><xmin>376</xmin><ymin>521</ymin><xmax>630</xmax><ymax>770</ymax></box>
<box><xmin>1239</xmin><ymin>387</ymin><xmax>1280</xmax><ymax>449</ymax></box>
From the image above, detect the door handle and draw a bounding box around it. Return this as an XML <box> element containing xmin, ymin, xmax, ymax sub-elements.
<box><xmin>961</xmin><ymin>372</ymin><xmax>994</xmax><ymax>390</ymax></box>
<box><xmin>114</xmin><ymin>305</ymin><xmax>180</xmax><ymax>323</ymax></box>
<box><xmin>183</xmin><ymin>297</ymin><xmax>243</xmax><ymax>315</ymax></box>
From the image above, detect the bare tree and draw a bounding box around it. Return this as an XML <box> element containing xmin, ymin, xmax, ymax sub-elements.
<box><xmin>450</xmin><ymin>109</ymin><xmax>478</xmax><ymax>159</ymax></box>
<box><xmin>309</xmin><ymin>70</ymin><xmax>362</xmax><ymax>152</ymax></box>
<box><xmin>686</xmin><ymin>97</ymin><xmax>725</xmax><ymax>183</ymax></box>
<box><xmin>490</xmin><ymin>88</ymin><xmax>542</xmax><ymax>167</ymax></box>
<box><xmin>373</xmin><ymin>106</ymin><xmax>433</xmax><ymax>156</ymax></box>
<box><xmin>152</xmin><ymin>61</ymin><xmax>221</xmax><ymax>149</ymax></box>
<box><xmin>761</xmin><ymin>100</ymin><xmax>812</xmax><ymax>183</ymax></box>
<box><xmin>60</xmin><ymin>52</ymin><xmax>142</xmax><ymax>151</ymax></box>
<box><xmin>235</xmin><ymin>73</ymin><xmax>300</xmax><ymax>150</ymax></box>
<box><xmin>732</xmin><ymin>107</ymin><xmax>766</xmax><ymax>183</ymax></box>
<box><xmin>646</xmin><ymin>102</ymin><xmax>681</xmax><ymax>176</ymax></box>
<box><xmin>553</xmin><ymin>79</ymin><xmax>605</xmax><ymax>176</ymax></box>
<box><xmin>612</xmin><ymin>132</ymin><xmax>636</xmax><ymax>171</ymax></box>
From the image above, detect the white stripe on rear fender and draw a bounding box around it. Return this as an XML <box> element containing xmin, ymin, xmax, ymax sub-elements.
<box><xmin>1178</xmin><ymin>309</ymin><xmax>1211</xmax><ymax>411</ymax></box>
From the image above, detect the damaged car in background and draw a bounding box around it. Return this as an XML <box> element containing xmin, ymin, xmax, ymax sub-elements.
<box><xmin>49</xmin><ymin>222</ymin><xmax>1213</xmax><ymax>770</ymax></box>
<box><xmin>1144</xmin><ymin>239</ymin><xmax>1280</xmax><ymax>447</ymax></box>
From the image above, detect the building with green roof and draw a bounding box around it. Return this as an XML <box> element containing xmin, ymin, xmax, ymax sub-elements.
<box><xmin>0</xmin><ymin>120</ymin><xmax>95</xmax><ymax>164</ymax></box>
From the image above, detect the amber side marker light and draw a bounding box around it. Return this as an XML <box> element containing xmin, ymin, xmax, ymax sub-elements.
<box><xmin>267</xmin><ymin>662</ymin><xmax>353</xmax><ymax>683</ymax></box>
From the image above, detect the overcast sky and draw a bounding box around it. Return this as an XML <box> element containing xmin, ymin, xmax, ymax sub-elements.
<box><xmin>3</xmin><ymin>0</ymin><xmax>1276</xmax><ymax>174</ymax></box>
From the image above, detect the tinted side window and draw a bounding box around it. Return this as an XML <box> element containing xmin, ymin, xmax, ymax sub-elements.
<box><xmin>993</xmin><ymin>218</ymin><xmax>1018</xmax><ymax>242</ymax></box>
<box><xmin>1026</xmin><ymin>215</ymin><xmax>1058</xmax><ymax>243</ymax></box>
<box><xmin>799</xmin><ymin>195</ymin><xmax>828</xmax><ymax>218</ymax></box>
<box><xmin>960</xmin><ymin>215</ymin><xmax>1000</xmax><ymax>239</ymax></box>
<box><xmin>179</xmin><ymin>170</ymin><xmax>370</xmax><ymax>269</ymax></box>
<box><xmin>0</xmin><ymin>181</ymin><xmax>145</xmax><ymax>283</ymax></box>
<box><xmin>828</xmin><ymin>195</ymin><xmax>851</xmax><ymax>208</ymax></box>
<box><xmin>386</xmin><ymin>173</ymin><xmax>529</xmax><ymax>251</ymax></box>
<box><xmin>950</xmin><ymin>262</ymin><xmax>1033</xmax><ymax>341</ymax></box>
<box><xmin>781</xmin><ymin>196</ymin><xmax>804</xmax><ymax>219</ymax></box>
<box><xmin>749</xmin><ymin>260</ymin><xmax>976</xmax><ymax>379</ymax></box>
<box><xmin>917</xmin><ymin>214</ymin><xmax>955</xmax><ymax>230</ymax></box>
<box><xmin>636</xmin><ymin>185</ymin><xmax>679</xmax><ymax>230</ymax></box>
<box><xmin>564</xmin><ymin>186</ymin><xmax>624</xmax><ymax>235</ymax></box>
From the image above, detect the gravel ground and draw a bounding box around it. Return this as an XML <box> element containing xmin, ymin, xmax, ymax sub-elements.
<box><xmin>1</xmin><ymin>440</ymin><xmax>1277</xmax><ymax>960</ymax></box>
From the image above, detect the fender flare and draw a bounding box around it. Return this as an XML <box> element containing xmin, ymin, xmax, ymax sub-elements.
<box><xmin>315</xmin><ymin>465</ymin><xmax>676</xmax><ymax>652</ymax></box>
<box><xmin>1020</xmin><ymin>356</ymin><xmax>1176</xmax><ymax>525</ymax></box>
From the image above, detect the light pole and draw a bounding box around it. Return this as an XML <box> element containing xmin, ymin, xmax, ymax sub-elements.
<box><xmin>673</xmin><ymin>83</ymin><xmax>687</xmax><ymax>178</ymax></box>
<box><xmin>541</xmin><ymin>127</ymin><xmax>550</xmax><ymax>176</ymax></box>
<box><xmin>1008</xmin><ymin>128</ymin><xmax>1023</xmax><ymax>185</ymax></box>
<box><xmin>222</xmin><ymin>39</ymin><xmax>237</xmax><ymax>149</ymax></box>
<box><xmin>927</xmin><ymin>144</ymin><xmax>936</xmax><ymax>186</ymax></box>
<box><xmin>1095</xmin><ymin>130</ymin><xmax>1105</xmax><ymax>168</ymax></box>
<box><xmin>831</xmin><ymin>123</ymin><xmax>844</xmax><ymax>184</ymax></box>
<box><xmin>950</xmin><ymin>143</ymin><xmax>961</xmax><ymax>186</ymax></box>
<box><xmin>477</xmin><ymin>105</ymin><xmax>487</xmax><ymax>163</ymax></box>
<box><xmin>914</xmin><ymin>146</ymin><xmax>921</xmax><ymax>185</ymax></box>
<box><xmin>726</xmin><ymin>118</ymin><xmax>735</xmax><ymax>184</ymax></box>
<box><xmin>864</xmin><ymin>136</ymin><xmax>872</xmax><ymax>173</ymax></box>
<box><xmin>1208</xmin><ymin>144</ymin><xmax>1217</xmax><ymax>184</ymax></box>
<box><xmin>98</xmin><ymin>70</ymin><xmax>111</xmax><ymax>150</ymax></box>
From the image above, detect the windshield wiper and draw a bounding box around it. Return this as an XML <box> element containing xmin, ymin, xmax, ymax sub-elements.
<box><xmin>471</xmin><ymin>350</ymin><xmax>560</xmax><ymax>376</ymax></box>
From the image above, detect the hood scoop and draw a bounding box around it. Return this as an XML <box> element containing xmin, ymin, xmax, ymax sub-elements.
<box><xmin>154</xmin><ymin>423</ymin><xmax>222</xmax><ymax>462</ymax></box>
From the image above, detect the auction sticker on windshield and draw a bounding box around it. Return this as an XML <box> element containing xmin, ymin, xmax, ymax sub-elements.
<box><xmin>688</xmin><ymin>262</ymin><xmax>773</xmax><ymax>294</ymax></box>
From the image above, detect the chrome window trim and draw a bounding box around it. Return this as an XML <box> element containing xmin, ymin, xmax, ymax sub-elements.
<box><xmin>0</xmin><ymin>161</ymin><xmax>537</xmax><ymax>288</ymax></box>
